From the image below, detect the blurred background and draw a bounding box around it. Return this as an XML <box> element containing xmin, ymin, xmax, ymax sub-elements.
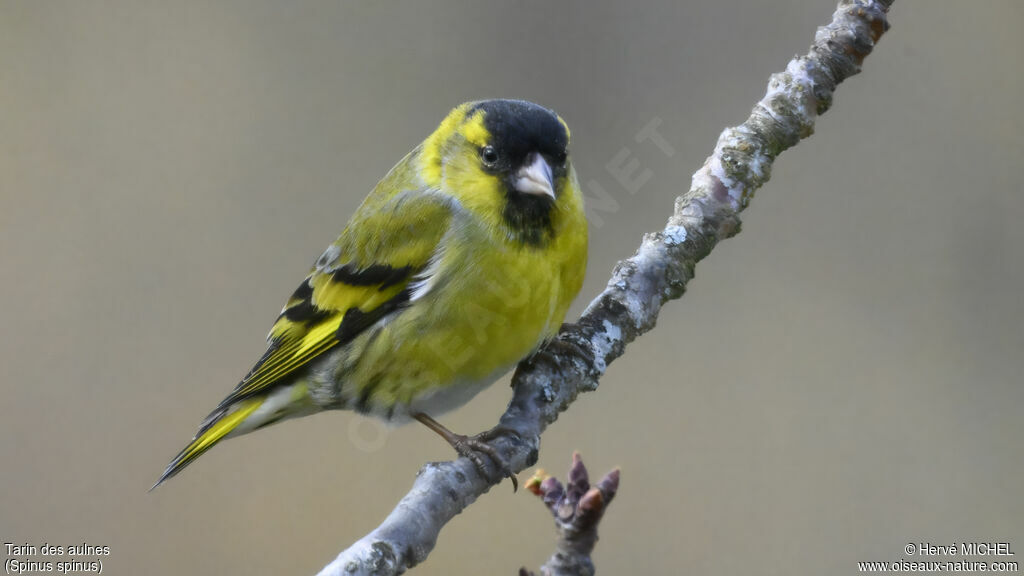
<box><xmin>2</xmin><ymin>1</ymin><xmax>1022</xmax><ymax>574</ymax></box>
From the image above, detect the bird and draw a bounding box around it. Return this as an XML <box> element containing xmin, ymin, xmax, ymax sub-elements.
<box><xmin>154</xmin><ymin>99</ymin><xmax>588</xmax><ymax>491</ymax></box>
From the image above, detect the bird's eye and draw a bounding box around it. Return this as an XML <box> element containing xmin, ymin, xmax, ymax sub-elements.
<box><xmin>555</xmin><ymin>150</ymin><xmax>568</xmax><ymax>166</ymax></box>
<box><xmin>480</xmin><ymin>146</ymin><xmax>499</xmax><ymax>166</ymax></box>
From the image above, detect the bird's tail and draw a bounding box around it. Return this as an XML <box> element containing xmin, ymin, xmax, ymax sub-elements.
<box><xmin>151</xmin><ymin>381</ymin><xmax>317</xmax><ymax>491</ymax></box>
<box><xmin>151</xmin><ymin>398</ymin><xmax>264</xmax><ymax>491</ymax></box>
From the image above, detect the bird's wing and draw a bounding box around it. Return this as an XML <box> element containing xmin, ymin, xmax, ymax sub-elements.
<box><xmin>209</xmin><ymin>189</ymin><xmax>454</xmax><ymax>417</ymax></box>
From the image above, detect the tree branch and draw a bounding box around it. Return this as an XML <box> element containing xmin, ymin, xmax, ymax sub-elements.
<box><xmin>317</xmin><ymin>1</ymin><xmax>893</xmax><ymax>574</ymax></box>
<box><xmin>520</xmin><ymin>453</ymin><xmax>621</xmax><ymax>576</ymax></box>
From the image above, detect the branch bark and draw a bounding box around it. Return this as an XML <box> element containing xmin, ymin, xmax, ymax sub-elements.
<box><xmin>317</xmin><ymin>1</ymin><xmax>893</xmax><ymax>574</ymax></box>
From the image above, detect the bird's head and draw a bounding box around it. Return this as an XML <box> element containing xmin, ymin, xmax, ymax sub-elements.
<box><xmin>419</xmin><ymin>99</ymin><xmax>577</xmax><ymax>247</ymax></box>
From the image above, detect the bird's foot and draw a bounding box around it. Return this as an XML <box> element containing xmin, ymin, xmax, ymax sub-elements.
<box><xmin>414</xmin><ymin>413</ymin><xmax>520</xmax><ymax>491</ymax></box>
<box><xmin>529</xmin><ymin>323</ymin><xmax>595</xmax><ymax>370</ymax></box>
<box><xmin>450</xmin><ymin>426</ymin><xmax>520</xmax><ymax>492</ymax></box>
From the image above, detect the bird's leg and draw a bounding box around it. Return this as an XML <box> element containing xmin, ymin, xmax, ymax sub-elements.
<box><xmin>413</xmin><ymin>413</ymin><xmax>519</xmax><ymax>491</ymax></box>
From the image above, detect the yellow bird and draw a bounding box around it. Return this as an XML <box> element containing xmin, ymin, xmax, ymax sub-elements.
<box><xmin>154</xmin><ymin>100</ymin><xmax>588</xmax><ymax>490</ymax></box>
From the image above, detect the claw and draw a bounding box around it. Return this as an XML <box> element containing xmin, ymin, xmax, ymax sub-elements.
<box><xmin>414</xmin><ymin>414</ymin><xmax>520</xmax><ymax>491</ymax></box>
<box><xmin>529</xmin><ymin>323</ymin><xmax>594</xmax><ymax>370</ymax></box>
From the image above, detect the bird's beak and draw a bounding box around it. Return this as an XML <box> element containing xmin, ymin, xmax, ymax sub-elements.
<box><xmin>513</xmin><ymin>153</ymin><xmax>556</xmax><ymax>199</ymax></box>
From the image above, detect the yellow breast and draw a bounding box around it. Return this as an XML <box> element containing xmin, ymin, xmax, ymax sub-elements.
<box><xmin>341</xmin><ymin>203</ymin><xmax>586</xmax><ymax>419</ymax></box>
